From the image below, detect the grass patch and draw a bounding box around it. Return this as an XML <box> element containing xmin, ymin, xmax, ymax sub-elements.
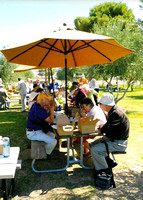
<box><xmin>0</xmin><ymin>88</ymin><xmax>143</xmax><ymax>200</ymax></box>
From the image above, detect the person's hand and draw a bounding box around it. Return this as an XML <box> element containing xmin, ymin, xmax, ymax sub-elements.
<box><xmin>80</xmin><ymin>109</ymin><xmax>86</xmax><ymax>117</ymax></box>
<box><xmin>49</xmin><ymin>100</ymin><xmax>55</xmax><ymax>111</ymax></box>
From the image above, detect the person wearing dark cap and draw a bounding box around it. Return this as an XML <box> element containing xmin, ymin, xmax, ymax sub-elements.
<box><xmin>90</xmin><ymin>93</ymin><xmax>129</xmax><ymax>177</ymax></box>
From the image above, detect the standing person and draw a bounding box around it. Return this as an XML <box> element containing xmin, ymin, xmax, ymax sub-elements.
<box><xmin>89</xmin><ymin>77</ymin><xmax>99</xmax><ymax>105</ymax></box>
<box><xmin>90</xmin><ymin>93</ymin><xmax>129</xmax><ymax>178</ymax></box>
<box><xmin>28</xmin><ymin>79</ymin><xmax>33</xmax><ymax>93</ymax></box>
<box><xmin>26</xmin><ymin>78</ymin><xmax>30</xmax><ymax>94</ymax></box>
<box><xmin>69</xmin><ymin>85</ymin><xmax>86</xmax><ymax>108</ymax></box>
<box><xmin>17</xmin><ymin>77</ymin><xmax>27</xmax><ymax>112</ymax></box>
<box><xmin>50</xmin><ymin>79</ymin><xmax>59</xmax><ymax>92</ymax></box>
<box><xmin>0</xmin><ymin>85</ymin><xmax>10</xmax><ymax>109</ymax></box>
<box><xmin>26</xmin><ymin>93</ymin><xmax>57</xmax><ymax>155</ymax></box>
<box><xmin>82</xmin><ymin>84</ymin><xmax>98</xmax><ymax>106</ymax></box>
<box><xmin>33</xmin><ymin>79</ymin><xmax>43</xmax><ymax>89</ymax></box>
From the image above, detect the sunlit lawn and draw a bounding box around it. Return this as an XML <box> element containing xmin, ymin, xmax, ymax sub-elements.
<box><xmin>0</xmin><ymin>87</ymin><xmax>143</xmax><ymax>199</ymax></box>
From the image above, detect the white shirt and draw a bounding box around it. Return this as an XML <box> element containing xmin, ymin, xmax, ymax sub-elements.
<box><xmin>87</xmin><ymin>105</ymin><xmax>106</xmax><ymax>128</ymax></box>
<box><xmin>18</xmin><ymin>80</ymin><xmax>27</xmax><ymax>95</ymax></box>
<box><xmin>89</xmin><ymin>78</ymin><xmax>99</xmax><ymax>89</ymax></box>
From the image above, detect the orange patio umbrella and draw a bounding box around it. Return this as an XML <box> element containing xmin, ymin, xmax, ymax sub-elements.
<box><xmin>13</xmin><ymin>65</ymin><xmax>37</xmax><ymax>73</ymax></box>
<box><xmin>1</xmin><ymin>28</ymin><xmax>134</xmax><ymax>113</ymax></box>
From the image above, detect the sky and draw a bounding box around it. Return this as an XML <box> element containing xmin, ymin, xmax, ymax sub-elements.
<box><xmin>0</xmin><ymin>0</ymin><xmax>142</xmax><ymax>49</ymax></box>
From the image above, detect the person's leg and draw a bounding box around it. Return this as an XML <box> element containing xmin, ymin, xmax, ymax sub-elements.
<box><xmin>6</xmin><ymin>101</ymin><xmax>10</xmax><ymax>109</ymax></box>
<box><xmin>90</xmin><ymin>142</ymin><xmax>108</xmax><ymax>171</ymax></box>
<box><xmin>0</xmin><ymin>103</ymin><xmax>3</xmax><ymax>109</ymax></box>
<box><xmin>26</xmin><ymin>130</ymin><xmax>57</xmax><ymax>155</ymax></box>
<box><xmin>21</xmin><ymin>94</ymin><xmax>26</xmax><ymax>111</ymax></box>
<box><xmin>90</xmin><ymin>139</ymin><xmax>128</xmax><ymax>172</ymax></box>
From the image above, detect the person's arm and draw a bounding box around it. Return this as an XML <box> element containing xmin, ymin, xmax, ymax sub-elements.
<box><xmin>92</xmin><ymin>89</ymin><xmax>98</xmax><ymax>96</ymax></box>
<box><xmin>100</xmin><ymin>112</ymin><xmax>120</xmax><ymax>138</ymax></box>
<box><xmin>45</xmin><ymin>101</ymin><xmax>55</xmax><ymax>124</ymax></box>
<box><xmin>17</xmin><ymin>82</ymin><xmax>20</xmax><ymax>90</ymax></box>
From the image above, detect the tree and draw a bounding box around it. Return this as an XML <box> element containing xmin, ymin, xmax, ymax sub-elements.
<box><xmin>0</xmin><ymin>53</ymin><xmax>34</xmax><ymax>85</ymax></box>
<box><xmin>74</xmin><ymin>2</ymin><xmax>143</xmax><ymax>104</ymax></box>
<box><xmin>56</xmin><ymin>67</ymin><xmax>89</xmax><ymax>83</ymax></box>
<box><xmin>74</xmin><ymin>2</ymin><xmax>135</xmax><ymax>32</ymax></box>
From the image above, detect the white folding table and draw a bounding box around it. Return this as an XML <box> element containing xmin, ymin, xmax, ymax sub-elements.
<box><xmin>0</xmin><ymin>147</ymin><xmax>21</xmax><ymax>200</ymax></box>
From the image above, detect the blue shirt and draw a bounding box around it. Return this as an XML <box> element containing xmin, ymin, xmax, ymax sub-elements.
<box><xmin>50</xmin><ymin>82</ymin><xmax>59</xmax><ymax>90</ymax></box>
<box><xmin>27</xmin><ymin>103</ymin><xmax>49</xmax><ymax>130</ymax></box>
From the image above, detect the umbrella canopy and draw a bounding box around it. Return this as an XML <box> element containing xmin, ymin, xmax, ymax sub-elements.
<box><xmin>13</xmin><ymin>65</ymin><xmax>37</xmax><ymax>73</ymax></box>
<box><xmin>1</xmin><ymin>28</ymin><xmax>134</xmax><ymax>68</ymax></box>
<box><xmin>1</xmin><ymin>28</ymin><xmax>134</xmax><ymax>113</ymax></box>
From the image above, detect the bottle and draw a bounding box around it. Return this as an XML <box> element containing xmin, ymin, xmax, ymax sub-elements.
<box><xmin>3</xmin><ymin>137</ymin><xmax>10</xmax><ymax>157</ymax></box>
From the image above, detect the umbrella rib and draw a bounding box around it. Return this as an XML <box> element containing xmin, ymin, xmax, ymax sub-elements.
<box><xmin>38</xmin><ymin>39</ymin><xmax>59</xmax><ymax>66</ymax></box>
<box><xmin>67</xmin><ymin>40</ymin><xmax>77</xmax><ymax>66</ymax></box>
<box><xmin>9</xmin><ymin>40</ymin><xmax>45</xmax><ymax>62</ymax></box>
<box><xmin>41</xmin><ymin>39</ymin><xmax>64</xmax><ymax>54</ymax></box>
<box><xmin>81</xmin><ymin>40</ymin><xmax>112</xmax><ymax>61</ymax></box>
<box><xmin>66</xmin><ymin>40</ymin><xmax>94</xmax><ymax>53</ymax></box>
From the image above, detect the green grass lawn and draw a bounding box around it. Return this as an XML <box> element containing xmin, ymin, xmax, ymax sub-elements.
<box><xmin>0</xmin><ymin>88</ymin><xmax>143</xmax><ymax>200</ymax></box>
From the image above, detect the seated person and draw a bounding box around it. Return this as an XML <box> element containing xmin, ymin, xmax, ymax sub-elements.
<box><xmin>0</xmin><ymin>85</ymin><xmax>10</xmax><ymax>109</ymax></box>
<box><xmin>90</xmin><ymin>93</ymin><xmax>129</xmax><ymax>178</ymax></box>
<box><xmin>79</xmin><ymin>98</ymin><xmax>107</xmax><ymax>156</ymax></box>
<box><xmin>69</xmin><ymin>85</ymin><xmax>86</xmax><ymax>108</ymax></box>
<box><xmin>28</xmin><ymin>91</ymin><xmax>39</xmax><ymax>111</ymax></box>
<box><xmin>26</xmin><ymin>93</ymin><xmax>57</xmax><ymax>155</ymax></box>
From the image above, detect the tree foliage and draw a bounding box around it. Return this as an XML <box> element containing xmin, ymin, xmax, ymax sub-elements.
<box><xmin>74</xmin><ymin>2</ymin><xmax>143</xmax><ymax>103</ymax></box>
<box><xmin>74</xmin><ymin>2</ymin><xmax>135</xmax><ymax>32</ymax></box>
<box><xmin>0</xmin><ymin>53</ymin><xmax>34</xmax><ymax>85</ymax></box>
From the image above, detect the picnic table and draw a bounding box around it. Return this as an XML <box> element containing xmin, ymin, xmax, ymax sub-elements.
<box><xmin>0</xmin><ymin>147</ymin><xmax>21</xmax><ymax>200</ymax></box>
<box><xmin>31</xmin><ymin>111</ymin><xmax>100</xmax><ymax>173</ymax></box>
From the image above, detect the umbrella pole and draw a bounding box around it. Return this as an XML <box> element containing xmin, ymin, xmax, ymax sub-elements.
<box><xmin>50</xmin><ymin>68</ymin><xmax>55</xmax><ymax>98</ymax></box>
<box><xmin>65</xmin><ymin>54</ymin><xmax>68</xmax><ymax>115</ymax></box>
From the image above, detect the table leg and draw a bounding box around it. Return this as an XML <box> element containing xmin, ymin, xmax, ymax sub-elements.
<box><xmin>80</xmin><ymin>136</ymin><xmax>94</xmax><ymax>170</ymax></box>
<box><xmin>8</xmin><ymin>178</ymin><xmax>14</xmax><ymax>199</ymax></box>
<box><xmin>31</xmin><ymin>138</ymin><xmax>71</xmax><ymax>173</ymax></box>
<box><xmin>2</xmin><ymin>179</ymin><xmax>7</xmax><ymax>200</ymax></box>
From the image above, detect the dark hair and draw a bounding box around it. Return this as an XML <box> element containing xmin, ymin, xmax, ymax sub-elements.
<box><xmin>72</xmin><ymin>81</ymin><xmax>79</xmax><ymax>86</ymax></box>
<box><xmin>18</xmin><ymin>78</ymin><xmax>21</xmax><ymax>81</ymax></box>
<box><xmin>80</xmin><ymin>97</ymin><xmax>94</xmax><ymax>108</ymax></box>
<box><xmin>35</xmin><ymin>87</ymin><xmax>43</xmax><ymax>92</ymax></box>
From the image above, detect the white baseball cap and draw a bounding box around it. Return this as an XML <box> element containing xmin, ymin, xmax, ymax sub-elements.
<box><xmin>29</xmin><ymin>92</ymin><xmax>39</xmax><ymax>101</ymax></box>
<box><xmin>99</xmin><ymin>93</ymin><xmax>115</xmax><ymax>106</ymax></box>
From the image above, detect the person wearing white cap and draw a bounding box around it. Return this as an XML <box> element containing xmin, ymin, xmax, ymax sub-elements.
<box><xmin>28</xmin><ymin>91</ymin><xmax>39</xmax><ymax>111</ymax></box>
<box><xmin>90</xmin><ymin>93</ymin><xmax>129</xmax><ymax>180</ymax></box>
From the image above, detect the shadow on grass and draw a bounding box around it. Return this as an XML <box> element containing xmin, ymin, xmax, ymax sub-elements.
<box><xmin>127</xmin><ymin>95</ymin><xmax>143</xmax><ymax>100</ymax></box>
<box><xmin>11</xmin><ymin>157</ymin><xmax>143</xmax><ymax>200</ymax></box>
